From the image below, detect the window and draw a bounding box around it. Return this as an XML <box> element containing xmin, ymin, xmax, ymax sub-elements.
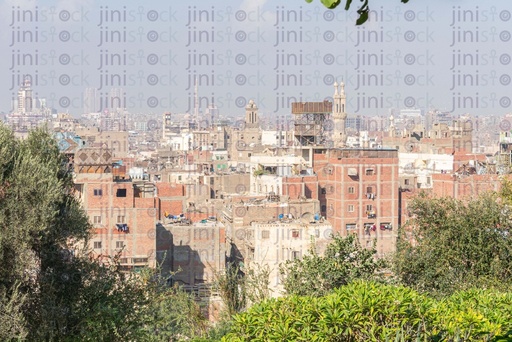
<box><xmin>291</xmin><ymin>230</ymin><xmax>300</xmax><ymax>238</ymax></box>
<box><xmin>93</xmin><ymin>216</ymin><xmax>102</xmax><ymax>224</ymax></box>
<box><xmin>381</xmin><ymin>222</ymin><xmax>392</xmax><ymax>230</ymax></box>
<box><xmin>292</xmin><ymin>251</ymin><xmax>300</xmax><ymax>260</ymax></box>
<box><xmin>262</xmin><ymin>230</ymin><xmax>270</xmax><ymax>239</ymax></box>
<box><xmin>366</xmin><ymin>205</ymin><xmax>373</xmax><ymax>211</ymax></box>
<box><xmin>365</xmin><ymin>169</ymin><xmax>374</xmax><ymax>176</ymax></box>
<box><xmin>116</xmin><ymin>189</ymin><xmax>127</xmax><ymax>197</ymax></box>
<box><xmin>132</xmin><ymin>258</ymin><xmax>148</xmax><ymax>264</ymax></box>
<box><xmin>366</xmin><ymin>186</ymin><xmax>373</xmax><ymax>194</ymax></box>
<box><xmin>404</xmin><ymin>179</ymin><xmax>410</xmax><ymax>185</ymax></box>
<box><xmin>178</xmin><ymin>175</ymin><xmax>182</xmax><ymax>181</ymax></box>
<box><xmin>117</xmin><ymin>215</ymin><xmax>125</xmax><ymax>223</ymax></box>
<box><xmin>348</xmin><ymin>205</ymin><xmax>354</xmax><ymax>212</ymax></box>
<box><xmin>346</xmin><ymin>224</ymin><xmax>356</xmax><ymax>230</ymax></box>
<box><xmin>93</xmin><ymin>188</ymin><xmax>102</xmax><ymax>196</ymax></box>
<box><xmin>348</xmin><ymin>186</ymin><xmax>355</xmax><ymax>194</ymax></box>
<box><xmin>116</xmin><ymin>241</ymin><xmax>124</xmax><ymax>249</ymax></box>
<box><xmin>93</xmin><ymin>241</ymin><xmax>102</xmax><ymax>249</ymax></box>
<box><xmin>119</xmin><ymin>258</ymin><xmax>128</xmax><ymax>264</ymax></box>
<box><xmin>321</xmin><ymin>205</ymin><xmax>326</xmax><ymax>212</ymax></box>
<box><xmin>364</xmin><ymin>223</ymin><xmax>374</xmax><ymax>232</ymax></box>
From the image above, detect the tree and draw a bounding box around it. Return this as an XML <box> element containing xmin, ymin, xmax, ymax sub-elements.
<box><xmin>305</xmin><ymin>0</ymin><xmax>410</xmax><ymax>25</ymax></box>
<box><xmin>279</xmin><ymin>234</ymin><xmax>386</xmax><ymax>297</ymax></box>
<box><xmin>0</xmin><ymin>124</ymin><xmax>210</xmax><ymax>340</ymax></box>
<box><xmin>215</xmin><ymin>262</ymin><xmax>247</xmax><ymax>317</ymax></box>
<box><xmin>0</xmin><ymin>125</ymin><xmax>92</xmax><ymax>340</ymax></box>
<box><xmin>394</xmin><ymin>189</ymin><xmax>512</xmax><ymax>297</ymax></box>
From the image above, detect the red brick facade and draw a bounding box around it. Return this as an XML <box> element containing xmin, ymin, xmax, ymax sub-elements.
<box><xmin>314</xmin><ymin>149</ymin><xmax>399</xmax><ymax>256</ymax></box>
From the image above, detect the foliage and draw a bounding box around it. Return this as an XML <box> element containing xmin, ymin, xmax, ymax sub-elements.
<box><xmin>0</xmin><ymin>124</ymin><xmax>91</xmax><ymax>340</ymax></box>
<box><xmin>222</xmin><ymin>281</ymin><xmax>512</xmax><ymax>341</ymax></box>
<box><xmin>243</xmin><ymin>262</ymin><xmax>272</xmax><ymax>306</ymax></box>
<box><xmin>279</xmin><ymin>234</ymin><xmax>387</xmax><ymax>297</ymax></box>
<box><xmin>140</xmin><ymin>268</ymin><xmax>209</xmax><ymax>341</ymax></box>
<box><xmin>253</xmin><ymin>164</ymin><xmax>268</xmax><ymax>177</ymax></box>
<box><xmin>305</xmin><ymin>0</ymin><xmax>410</xmax><ymax>25</ymax></box>
<box><xmin>394</xmin><ymin>191</ymin><xmax>512</xmax><ymax>297</ymax></box>
<box><xmin>0</xmin><ymin>124</ymin><xmax>210</xmax><ymax>341</ymax></box>
<box><xmin>214</xmin><ymin>260</ymin><xmax>273</xmax><ymax>319</ymax></box>
<box><xmin>215</xmin><ymin>262</ymin><xmax>247</xmax><ymax>317</ymax></box>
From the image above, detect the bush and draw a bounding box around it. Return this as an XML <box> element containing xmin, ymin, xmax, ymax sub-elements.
<box><xmin>222</xmin><ymin>281</ymin><xmax>512</xmax><ymax>341</ymax></box>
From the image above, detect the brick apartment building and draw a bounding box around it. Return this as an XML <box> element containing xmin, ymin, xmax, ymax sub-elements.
<box><xmin>314</xmin><ymin>148</ymin><xmax>400</xmax><ymax>256</ymax></box>
<box><xmin>73</xmin><ymin>147</ymin><xmax>189</xmax><ymax>270</ymax></box>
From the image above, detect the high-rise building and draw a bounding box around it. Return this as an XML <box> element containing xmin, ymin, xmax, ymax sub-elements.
<box><xmin>17</xmin><ymin>77</ymin><xmax>33</xmax><ymax>114</ymax></box>
<box><xmin>109</xmin><ymin>88</ymin><xmax>124</xmax><ymax>111</ymax></box>
<box><xmin>205</xmin><ymin>104</ymin><xmax>219</xmax><ymax>127</ymax></box>
<box><xmin>83</xmin><ymin>87</ymin><xmax>99</xmax><ymax>114</ymax></box>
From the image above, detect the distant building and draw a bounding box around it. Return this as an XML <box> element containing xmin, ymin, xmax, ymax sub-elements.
<box><xmin>17</xmin><ymin>77</ymin><xmax>33</xmax><ymax>114</ymax></box>
<box><xmin>83</xmin><ymin>87</ymin><xmax>99</xmax><ymax>114</ymax></box>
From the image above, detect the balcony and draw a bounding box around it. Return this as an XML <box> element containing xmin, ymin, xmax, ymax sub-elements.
<box><xmin>366</xmin><ymin>211</ymin><xmax>376</xmax><ymax>219</ymax></box>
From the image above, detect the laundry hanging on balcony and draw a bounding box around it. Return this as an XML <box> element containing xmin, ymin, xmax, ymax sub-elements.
<box><xmin>116</xmin><ymin>223</ymin><xmax>128</xmax><ymax>232</ymax></box>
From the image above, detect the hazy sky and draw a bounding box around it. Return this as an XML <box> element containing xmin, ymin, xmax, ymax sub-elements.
<box><xmin>1</xmin><ymin>0</ymin><xmax>511</xmax><ymax>118</ymax></box>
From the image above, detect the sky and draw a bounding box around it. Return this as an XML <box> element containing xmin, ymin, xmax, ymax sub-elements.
<box><xmin>1</xmin><ymin>0</ymin><xmax>511</xmax><ymax>119</ymax></box>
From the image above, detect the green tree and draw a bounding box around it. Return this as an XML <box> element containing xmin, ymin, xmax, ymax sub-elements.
<box><xmin>305</xmin><ymin>0</ymin><xmax>410</xmax><ymax>25</ymax></box>
<box><xmin>0</xmin><ymin>124</ymin><xmax>210</xmax><ymax>341</ymax></box>
<box><xmin>0</xmin><ymin>125</ymin><xmax>92</xmax><ymax>340</ymax></box>
<box><xmin>215</xmin><ymin>262</ymin><xmax>247</xmax><ymax>317</ymax></box>
<box><xmin>279</xmin><ymin>234</ymin><xmax>387</xmax><ymax>297</ymax></box>
<box><xmin>140</xmin><ymin>268</ymin><xmax>209</xmax><ymax>341</ymax></box>
<box><xmin>394</xmin><ymin>190</ymin><xmax>512</xmax><ymax>297</ymax></box>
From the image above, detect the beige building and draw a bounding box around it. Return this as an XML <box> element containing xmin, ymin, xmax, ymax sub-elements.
<box><xmin>249</xmin><ymin>220</ymin><xmax>332</xmax><ymax>297</ymax></box>
<box><xmin>75</xmin><ymin>126</ymin><xmax>129</xmax><ymax>159</ymax></box>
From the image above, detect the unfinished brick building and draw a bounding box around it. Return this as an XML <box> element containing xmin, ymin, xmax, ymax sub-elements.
<box><xmin>314</xmin><ymin>148</ymin><xmax>400</xmax><ymax>256</ymax></box>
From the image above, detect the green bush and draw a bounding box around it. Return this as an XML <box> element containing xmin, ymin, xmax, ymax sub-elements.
<box><xmin>222</xmin><ymin>281</ymin><xmax>512</xmax><ymax>341</ymax></box>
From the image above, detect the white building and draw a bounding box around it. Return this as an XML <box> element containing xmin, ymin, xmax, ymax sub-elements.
<box><xmin>249</xmin><ymin>154</ymin><xmax>307</xmax><ymax>195</ymax></box>
<box><xmin>249</xmin><ymin>220</ymin><xmax>332</xmax><ymax>297</ymax></box>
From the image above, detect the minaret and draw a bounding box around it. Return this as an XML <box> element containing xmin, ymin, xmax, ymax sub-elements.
<box><xmin>194</xmin><ymin>76</ymin><xmax>199</xmax><ymax>129</ymax></box>
<box><xmin>332</xmin><ymin>81</ymin><xmax>347</xmax><ymax>148</ymax></box>
<box><xmin>245</xmin><ymin>99</ymin><xmax>259</xmax><ymax>128</ymax></box>
<box><xmin>389</xmin><ymin>113</ymin><xmax>395</xmax><ymax>138</ymax></box>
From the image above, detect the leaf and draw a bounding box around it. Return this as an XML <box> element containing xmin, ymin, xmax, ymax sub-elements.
<box><xmin>320</xmin><ymin>0</ymin><xmax>342</xmax><ymax>9</ymax></box>
<box><xmin>356</xmin><ymin>9</ymin><xmax>369</xmax><ymax>25</ymax></box>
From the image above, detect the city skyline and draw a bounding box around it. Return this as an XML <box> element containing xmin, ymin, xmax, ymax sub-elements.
<box><xmin>1</xmin><ymin>0</ymin><xmax>512</xmax><ymax>117</ymax></box>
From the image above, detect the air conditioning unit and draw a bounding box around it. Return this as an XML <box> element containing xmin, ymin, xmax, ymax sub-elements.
<box><xmin>348</xmin><ymin>168</ymin><xmax>358</xmax><ymax>176</ymax></box>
